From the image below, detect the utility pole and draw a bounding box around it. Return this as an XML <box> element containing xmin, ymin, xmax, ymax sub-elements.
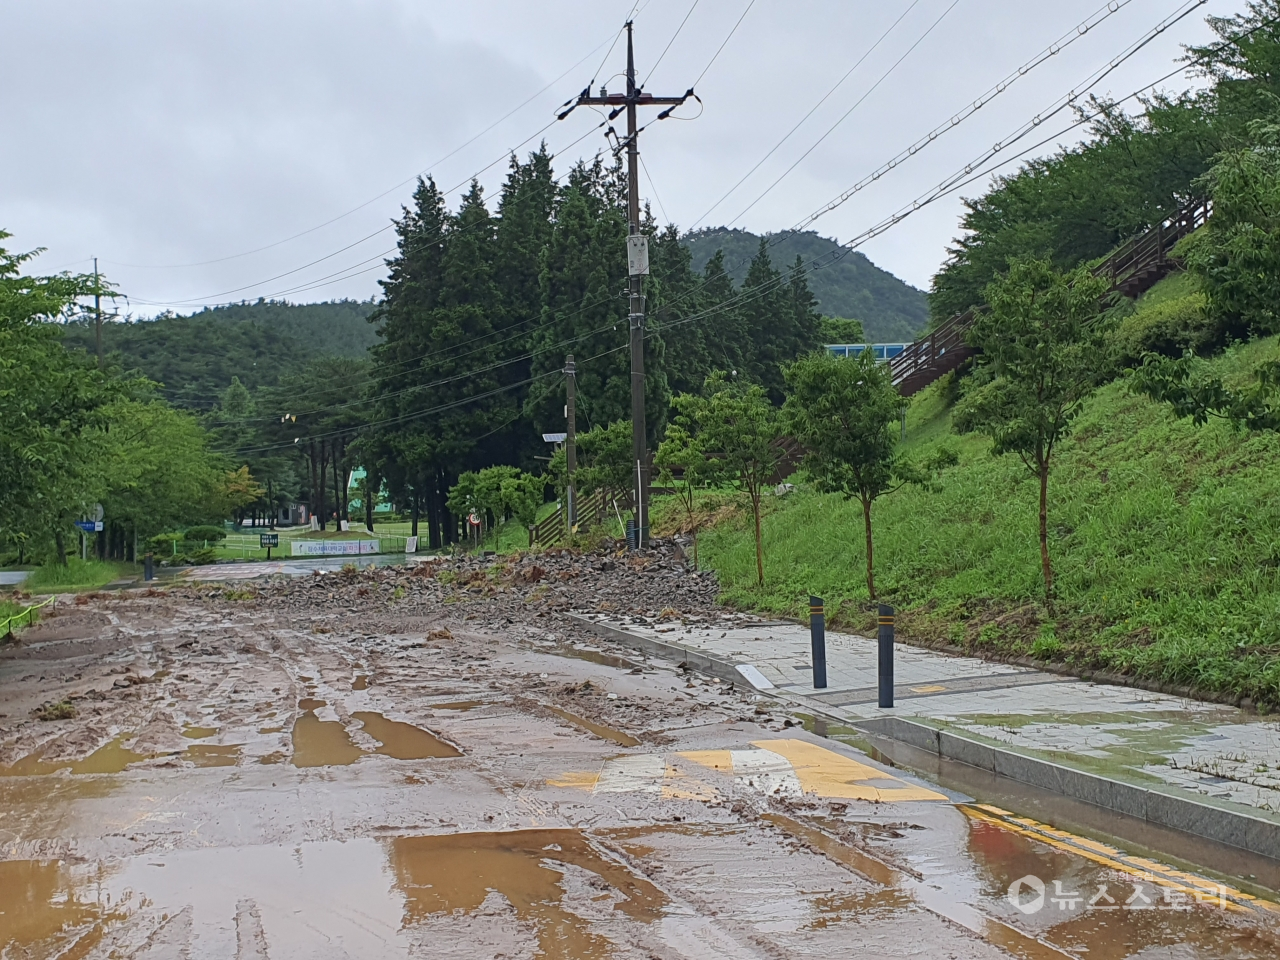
<box><xmin>575</xmin><ymin>22</ymin><xmax>690</xmax><ymax>549</ymax></box>
<box><xmin>93</xmin><ymin>257</ymin><xmax>103</xmax><ymax>370</ymax></box>
<box><xmin>564</xmin><ymin>355</ymin><xmax>577</xmax><ymax>533</ymax></box>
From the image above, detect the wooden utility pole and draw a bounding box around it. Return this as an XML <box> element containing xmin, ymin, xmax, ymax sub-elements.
<box><xmin>575</xmin><ymin>22</ymin><xmax>689</xmax><ymax>549</ymax></box>
<box><xmin>93</xmin><ymin>257</ymin><xmax>103</xmax><ymax>370</ymax></box>
<box><xmin>564</xmin><ymin>354</ymin><xmax>577</xmax><ymax>532</ymax></box>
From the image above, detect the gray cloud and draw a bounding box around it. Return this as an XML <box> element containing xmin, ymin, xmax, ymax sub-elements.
<box><xmin>1</xmin><ymin>0</ymin><xmax>1224</xmax><ymax>312</ymax></box>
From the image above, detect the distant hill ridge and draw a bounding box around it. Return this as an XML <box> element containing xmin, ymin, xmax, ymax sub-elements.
<box><xmin>683</xmin><ymin>227</ymin><xmax>928</xmax><ymax>343</ymax></box>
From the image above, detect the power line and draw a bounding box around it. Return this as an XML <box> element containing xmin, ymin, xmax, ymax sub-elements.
<box><xmin>103</xmin><ymin>35</ymin><xmax>620</xmax><ymax>272</ymax></box>
<box><xmin>795</xmin><ymin>0</ymin><xmax>1211</xmax><ymax>234</ymax></box>
<box><xmin>726</xmin><ymin>0</ymin><xmax>966</xmax><ymax>228</ymax></box>
<box><xmin>689</xmin><ymin>0</ymin><xmax>926</xmax><ymax>230</ymax></box>
<box><xmin>642</xmin><ymin>0</ymin><xmax>700</xmax><ymax>86</ymax></box>
<box><xmin>692</xmin><ymin>0</ymin><xmax>756</xmax><ymax>89</ymax></box>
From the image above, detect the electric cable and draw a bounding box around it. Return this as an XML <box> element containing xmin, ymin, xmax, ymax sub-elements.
<box><xmin>105</xmin><ymin>35</ymin><xmax>619</xmax><ymax>272</ymax></box>
<box><xmin>726</xmin><ymin>0</ymin><xmax>966</xmax><ymax>228</ymax></box>
<box><xmin>642</xmin><ymin>0</ymin><xmax>700</xmax><ymax>87</ymax></box>
<box><xmin>692</xmin><ymin>0</ymin><xmax>756</xmax><ymax>89</ymax></box>
<box><xmin>688</xmin><ymin>0</ymin><xmax>926</xmax><ymax>230</ymax></box>
<box><xmin>792</xmin><ymin>0</ymin><xmax>1210</xmax><ymax>234</ymax></box>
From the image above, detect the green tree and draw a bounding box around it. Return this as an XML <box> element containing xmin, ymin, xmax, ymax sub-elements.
<box><xmin>93</xmin><ymin>398</ymin><xmax>230</xmax><ymax>555</ymax></box>
<box><xmin>0</xmin><ymin>234</ymin><xmax>117</xmax><ymax>564</ymax></box>
<box><xmin>1182</xmin><ymin>118</ymin><xmax>1280</xmax><ymax>342</ymax></box>
<box><xmin>654</xmin><ymin>422</ymin><xmax>707</xmax><ymax>567</ymax></box>
<box><xmin>529</xmin><ymin>158</ymin><xmax>670</xmax><ymax>439</ymax></box>
<box><xmin>571</xmin><ymin>421</ymin><xmax>634</xmax><ymax>504</ymax></box>
<box><xmin>954</xmin><ymin>258</ymin><xmax>1113</xmax><ymax>600</ymax></box>
<box><xmin>817</xmin><ymin>317</ymin><xmax>865</xmax><ymax>344</ymax></box>
<box><xmin>673</xmin><ymin>376</ymin><xmax>783</xmax><ymax>586</ymax></box>
<box><xmin>784</xmin><ymin>350</ymin><xmax>946</xmax><ymax>601</ymax></box>
<box><xmin>737</xmin><ymin>243</ymin><xmax>823</xmax><ymax>404</ymax></box>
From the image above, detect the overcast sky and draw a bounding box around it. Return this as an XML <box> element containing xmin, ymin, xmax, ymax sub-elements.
<box><xmin>2</xmin><ymin>0</ymin><xmax>1229</xmax><ymax>316</ymax></box>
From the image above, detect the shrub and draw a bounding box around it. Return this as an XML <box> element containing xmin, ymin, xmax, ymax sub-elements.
<box><xmin>183</xmin><ymin>525</ymin><xmax>227</xmax><ymax>542</ymax></box>
<box><xmin>1112</xmin><ymin>291</ymin><xmax>1214</xmax><ymax>362</ymax></box>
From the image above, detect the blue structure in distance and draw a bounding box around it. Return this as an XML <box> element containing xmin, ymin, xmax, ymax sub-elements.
<box><xmin>826</xmin><ymin>343</ymin><xmax>909</xmax><ymax>362</ymax></box>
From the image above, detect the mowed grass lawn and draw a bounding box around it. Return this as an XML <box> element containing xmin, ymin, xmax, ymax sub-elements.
<box><xmin>686</xmin><ymin>333</ymin><xmax>1280</xmax><ymax>708</ymax></box>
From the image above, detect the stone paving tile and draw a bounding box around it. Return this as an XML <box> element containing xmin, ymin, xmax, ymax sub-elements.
<box><xmin>589</xmin><ymin>616</ymin><xmax>1280</xmax><ymax>816</ymax></box>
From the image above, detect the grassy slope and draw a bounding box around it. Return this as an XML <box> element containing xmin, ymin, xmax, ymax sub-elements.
<box><xmin>681</xmin><ymin>333</ymin><xmax>1280</xmax><ymax>707</ymax></box>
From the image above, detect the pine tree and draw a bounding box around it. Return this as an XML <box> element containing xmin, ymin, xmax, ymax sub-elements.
<box><xmin>529</xmin><ymin>158</ymin><xmax>670</xmax><ymax>442</ymax></box>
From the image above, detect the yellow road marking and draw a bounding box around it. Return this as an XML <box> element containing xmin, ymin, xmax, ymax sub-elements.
<box><xmin>752</xmin><ymin>739</ymin><xmax>948</xmax><ymax>803</ymax></box>
<box><xmin>677</xmin><ymin>750</ymin><xmax>733</xmax><ymax>772</ymax></box>
<box><xmin>549</xmin><ymin>740</ymin><xmax>948</xmax><ymax>803</ymax></box>
<box><xmin>910</xmin><ymin>684</ymin><xmax>947</xmax><ymax>694</ymax></box>
<box><xmin>963</xmin><ymin>804</ymin><xmax>1277</xmax><ymax>915</ymax></box>
<box><xmin>546</xmin><ymin>769</ymin><xmax>600</xmax><ymax>790</ymax></box>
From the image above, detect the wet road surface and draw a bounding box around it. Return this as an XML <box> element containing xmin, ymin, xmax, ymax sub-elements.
<box><xmin>0</xmin><ymin>566</ymin><xmax>1277</xmax><ymax>959</ymax></box>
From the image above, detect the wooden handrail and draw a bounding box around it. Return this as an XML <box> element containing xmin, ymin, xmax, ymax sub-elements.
<box><xmin>888</xmin><ymin>197</ymin><xmax>1210</xmax><ymax>397</ymax></box>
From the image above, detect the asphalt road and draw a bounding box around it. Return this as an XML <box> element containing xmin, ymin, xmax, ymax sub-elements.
<box><xmin>0</xmin><ymin>559</ymin><xmax>1276</xmax><ymax>959</ymax></box>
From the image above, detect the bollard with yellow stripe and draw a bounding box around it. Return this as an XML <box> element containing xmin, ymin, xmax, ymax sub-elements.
<box><xmin>809</xmin><ymin>595</ymin><xmax>827</xmax><ymax>689</ymax></box>
<box><xmin>878</xmin><ymin>603</ymin><xmax>894</xmax><ymax>708</ymax></box>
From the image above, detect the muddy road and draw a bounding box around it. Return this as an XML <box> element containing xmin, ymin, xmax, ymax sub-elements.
<box><xmin>1</xmin><ymin>546</ymin><xmax>1277</xmax><ymax>959</ymax></box>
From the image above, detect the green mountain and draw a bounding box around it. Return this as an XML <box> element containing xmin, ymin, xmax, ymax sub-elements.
<box><xmin>63</xmin><ymin>300</ymin><xmax>375</xmax><ymax>409</ymax></box>
<box><xmin>683</xmin><ymin>228</ymin><xmax>928</xmax><ymax>343</ymax></box>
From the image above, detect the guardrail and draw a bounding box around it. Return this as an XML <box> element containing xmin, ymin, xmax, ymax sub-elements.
<box><xmin>1</xmin><ymin>595</ymin><xmax>55</xmax><ymax>638</ymax></box>
<box><xmin>888</xmin><ymin>197</ymin><xmax>1211</xmax><ymax>398</ymax></box>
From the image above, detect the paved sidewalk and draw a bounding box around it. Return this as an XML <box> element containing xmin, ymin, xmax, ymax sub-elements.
<box><xmin>574</xmin><ymin>614</ymin><xmax>1280</xmax><ymax>827</ymax></box>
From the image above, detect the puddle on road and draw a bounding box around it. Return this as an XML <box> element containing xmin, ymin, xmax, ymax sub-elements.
<box><xmin>535</xmin><ymin>641</ymin><xmax>638</xmax><ymax>671</ymax></box>
<box><xmin>290</xmin><ymin>710</ymin><xmax>363</xmax><ymax>768</ymax></box>
<box><xmin>0</xmin><ymin>735</ymin><xmax>149</xmax><ymax>777</ymax></box>
<box><xmin>546</xmin><ymin>705</ymin><xmax>640</xmax><ymax>748</ymax></box>
<box><xmin>297</xmin><ymin>697</ymin><xmax>326</xmax><ymax>712</ymax></box>
<box><xmin>0</xmin><ymin>859</ymin><xmax>124</xmax><ymax>951</ymax></box>
<box><xmin>184</xmin><ymin>744</ymin><xmax>241</xmax><ymax>768</ymax></box>
<box><xmin>180</xmin><ymin>726</ymin><xmax>217</xmax><ymax>740</ymax></box>
<box><xmin>353</xmin><ymin>712</ymin><xmax>460</xmax><ymax>759</ymax></box>
<box><xmin>961</xmin><ymin>807</ymin><xmax>1280</xmax><ymax>959</ymax></box>
<box><xmin>430</xmin><ymin>700</ymin><xmax>483</xmax><ymax>712</ymax></box>
<box><xmin>0</xmin><ymin>831</ymin><xmax>666</xmax><ymax>959</ymax></box>
<box><xmin>352</xmin><ymin>675</ymin><xmax>370</xmax><ymax>690</ymax></box>
<box><xmin>391</xmin><ymin>829</ymin><xmax>666</xmax><ymax>960</ymax></box>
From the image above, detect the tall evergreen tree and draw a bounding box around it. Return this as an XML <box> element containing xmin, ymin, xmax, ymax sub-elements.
<box><xmin>529</xmin><ymin>157</ymin><xmax>670</xmax><ymax>442</ymax></box>
<box><xmin>367</xmin><ymin>177</ymin><xmax>515</xmax><ymax>545</ymax></box>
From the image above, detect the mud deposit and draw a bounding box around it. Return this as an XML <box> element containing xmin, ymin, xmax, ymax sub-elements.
<box><xmin>0</xmin><ymin>544</ymin><xmax>1276</xmax><ymax>958</ymax></box>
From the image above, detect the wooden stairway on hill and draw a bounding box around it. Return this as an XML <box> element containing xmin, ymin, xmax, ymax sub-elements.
<box><xmin>887</xmin><ymin>197</ymin><xmax>1212</xmax><ymax>398</ymax></box>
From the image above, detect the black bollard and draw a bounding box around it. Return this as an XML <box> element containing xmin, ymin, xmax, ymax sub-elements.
<box><xmin>810</xmin><ymin>596</ymin><xmax>827</xmax><ymax>689</ymax></box>
<box><xmin>144</xmin><ymin>553</ymin><xmax>154</xmax><ymax>582</ymax></box>
<box><xmin>878</xmin><ymin>603</ymin><xmax>894</xmax><ymax>708</ymax></box>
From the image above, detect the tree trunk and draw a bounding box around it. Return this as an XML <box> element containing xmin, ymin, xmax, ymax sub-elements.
<box><xmin>317</xmin><ymin>441</ymin><xmax>328</xmax><ymax>531</ymax></box>
<box><xmin>411</xmin><ymin>489</ymin><xmax>420</xmax><ymax>539</ymax></box>
<box><xmin>365</xmin><ymin>473</ymin><xmax>375</xmax><ymax>532</ymax></box>
<box><xmin>331</xmin><ymin>449</ymin><xmax>342</xmax><ymax>527</ymax></box>
<box><xmin>1039</xmin><ymin>458</ymin><xmax>1053</xmax><ymax>601</ymax></box>
<box><xmin>751</xmin><ymin>491</ymin><xmax>764</xmax><ymax>587</ymax></box>
<box><xmin>308</xmin><ymin>441</ymin><xmax>320</xmax><ymax>528</ymax></box>
<box><xmin>862</xmin><ymin>496</ymin><xmax>876</xmax><ymax>601</ymax></box>
<box><xmin>55</xmin><ymin>530</ymin><xmax>67</xmax><ymax>566</ymax></box>
<box><xmin>440</xmin><ymin>470</ymin><xmax>456</xmax><ymax>546</ymax></box>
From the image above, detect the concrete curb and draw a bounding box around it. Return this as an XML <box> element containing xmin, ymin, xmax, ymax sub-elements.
<box><xmin>567</xmin><ymin>614</ymin><xmax>1280</xmax><ymax>862</ymax></box>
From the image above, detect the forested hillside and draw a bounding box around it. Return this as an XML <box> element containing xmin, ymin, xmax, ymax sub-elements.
<box><xmin>62</xmin><ymin>300</ymin><xmax>375</xmax><ymax>408</ymax></box>
<box><xmin>684</xmin><ymin>228</ymin><xmax>928</xmax><ymax>343</ymax></box>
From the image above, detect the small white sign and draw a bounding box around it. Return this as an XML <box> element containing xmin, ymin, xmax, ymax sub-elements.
<box><xmin>404</xmin><ymin>536</ymin><xmax>418</xmax><ymax>554</ymax></box>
